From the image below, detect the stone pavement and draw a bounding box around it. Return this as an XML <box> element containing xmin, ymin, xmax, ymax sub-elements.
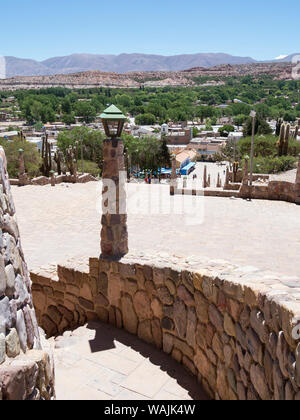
<box><xmin>12</xmin><ymin>182</ymin><xmax>300</xmax><ymax>277</ymax></box>
<box><xmin>52</xmin><ymin>322</ymin><xmax>208</xmax><ymax>401</ymax></box>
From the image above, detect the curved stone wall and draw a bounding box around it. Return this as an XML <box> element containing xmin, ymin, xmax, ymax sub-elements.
<box><xmin>31</xmin><ymin>252</ymin><xmax>300</xmax><ymax>400</ymax></box>
<box><xmin>0</xmin><ymin>147</ymin><xmax>55</xmax><ymax>400</ymax></box>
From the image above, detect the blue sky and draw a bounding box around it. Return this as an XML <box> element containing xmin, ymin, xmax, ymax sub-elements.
<box><xmin>1</xmin><ymin>0</ymin><xmax>299</xmax><ymax>61</ymax></box>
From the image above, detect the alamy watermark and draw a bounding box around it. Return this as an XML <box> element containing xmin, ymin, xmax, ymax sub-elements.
<box><xmin>96</xmin><ymin>172</ymin><xmax>205</xmax><ymax>226</ymax></box>
<box><xmin>0</xmin><ymin>56</ymin><xmax>6</xmax><ymax>79</ymax></box>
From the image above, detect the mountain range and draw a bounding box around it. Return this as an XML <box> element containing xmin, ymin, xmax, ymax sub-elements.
<box><xmin>3</xmin><ymin>52</ymin><xmax>300</xmax><ymax>77</ymax></box>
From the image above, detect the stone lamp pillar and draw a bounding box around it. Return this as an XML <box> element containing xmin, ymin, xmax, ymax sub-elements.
<box><xmin>295</xmin><ymin>155</ymin><xmax>300</xmax><ymax>205</ymax></box>
<box><xmin>50</xmin><ymin>170</ymin><xmax>55</xmax><ymax>187</ymax></box>
<box><xmin>100</xmin><ymin>105</ymin><xmax>128</xmax><ymax>259</ymax></box>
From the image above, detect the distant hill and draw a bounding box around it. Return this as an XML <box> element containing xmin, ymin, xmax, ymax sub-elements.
<box><xmin>0</xmin><ymin>63</ymin><xmax>294</xmax><ymax>91</ymax></box>
<box><xmin>4</xmin><ymin>53</ymin><xmax>257</xmax><ymax>77</ymax></box>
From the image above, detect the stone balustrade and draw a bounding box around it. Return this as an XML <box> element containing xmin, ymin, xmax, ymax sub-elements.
<box><xmin>31</xmin><ymin>251</ymin><xmax>300</xmax><ymax>400</ymax></box>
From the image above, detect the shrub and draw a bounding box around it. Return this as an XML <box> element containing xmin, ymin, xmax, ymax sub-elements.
<box><xmin>252</xmin><ymin>156</ymin><xmax>297</xmax><ymax>174</ymax></box>
<box><xmin>80</xmin><ymin>160</ymin><xmax>100</xmax><ymax>177</ymax></box>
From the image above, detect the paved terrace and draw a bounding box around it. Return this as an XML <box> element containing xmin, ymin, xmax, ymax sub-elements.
<box><xmin>51</xmin><ymin>321</ymin><xmax>208</xmax><ymax>400</ymax></box>
<box><xmin>12</xmin><ymin>182</ymin><xmax>300</xmax><ymax>278</ymax></box>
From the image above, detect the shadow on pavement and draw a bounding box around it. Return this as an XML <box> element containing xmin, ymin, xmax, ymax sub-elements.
<box><xmin>86</xmin><ymin>321</ymin><xmax>209</xmax><ymax>400</ymax></box>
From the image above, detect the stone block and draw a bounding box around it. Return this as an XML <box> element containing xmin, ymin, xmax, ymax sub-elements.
<box><xmin>171</xmin><ymin>348</ymin><xmax>182</xmax><ymax>364</ymax></box>
<box><xmin>5</xmin><ymin>264</ymin><xmax>15</xmax><ymax>296</ymax></box>
<box><xmin>138</xmin><ymin>320</ymin><xmax>153</xmax><ymax>344</ymax></box>
<box><xmin>163</xmin><ymin>332</ymin><xmax>174</xmax><ymax>354</ymax></box>
<box><xmin>0</xmin><ymin>333</ymin><xmax>5</xmax><ymax>364</ymax></box>
<box><xmin>151</xmin><ymin>298</ymin><xmax>163</xmax><ymax>319</ymax></box>
<box><xmin>250</xmin><ymin>364</ymin><xmax>271</xmax><ymax>400</ymax></box>
<box><xmin>125</xmin><ymin>278</ymin><xmax>138</xmax><ymax>296</ymax></box>
<box><xmin>194</xmin><ymin>291</ymin><xmax>209</xmax><ymax>323</ymax></box>
<box><xmin>212</xmin><ymin>333</ymin><xmax>224</xmax><ymax>361</ymax></box>
<box><xmin>273</xmin><ymin>361</ymin><xmax>285</xmax><ymax>400</ymax></box>
<box><xmin>80</xmin><ymin>282</ymin><xmax>92</xmax><ymax>301</ymax></box>
<box><xmin>246</xmin><ymin>328</ymin><xmax>263</xmax><ymax>365</ymax></box>
<box><xmin>41</xmin><ymin>315</ymin><xmax>57</xmax><ymax>337</ymax></box>
<box><xmin>16</xmin><ymin>309</ymin><xmax>27</xmax><ymax>353</ymax></box>
<box><xmin>228</xmin><ymin>299</ymin><xmax>241</xmax><ymax>321</ymax></box>
<box><xmin>78</xmin><ymin>297</ymin><xmax>94</xmax><ymax>311</ymax></box>
<box><xmin>157</xmin><ymin>287</ymin><xmax>173</xmax><ymax>306</ymax></box>
<box><xmin>0</xmin><ymin>296</ymin><xmax>12</xmax><ymax>334</ymax></box>
<box><xmin>182</xmin><ymin>355</ymin><xmax>196</xmax><ymax>376</ymax></box>
<box><xmin>165</xmin><ymin>279</ymin><xmax>176</xmax><ymax>295</ymax></box>
<box><xmin>181</xmin><ymin>270</ymin><xmax>194</xmax><ymax>294</ymax></box>
<box><xmin>151</xmin><ymin>318</ymin><xmax>162</xmax><ymax>349</ymax></box>
<box><xmin>121</xmin><ymin>294</ymin><xmax>138</xmax><ymax>335</ymax></box>
<box><xmin>193</xmin><ymin>272</ymin><xmax>203</xmax><ymax>292</ymax></box>
<box><xmin>250</xmin><ymin>309</ymin><xmax>268</xmax><ymax>344</ymax></box>
<box><xmin>208</xmin><ymin>304</ymin><xmax>223</xmax><ymax>332</ymax></box>
<box><xmin>177</xmin><ymin>285</ymin><xmax>194</xmax><ymax>307</ymax></box>
<box><xmin>224</xmin><ymin>313</ymin><xmax>236</xmax><ymax>337</ymax></box>
<box><xmin>173</xmin><ymin>298</ymin><xmax>187</xmax><ymax>339</ymax></box>
<box><xmin>133</xmin><ymin>291</ymin><xmax>152</xmax><ymax>320</ymax></box>
<box><xmin>186</xmin><ymin>307</ymin><xmax>196</xmax><ymax>348</ymax></box>
<box><xmin>162</xmin><ymin>317</ymin><xmax>174</xmax><ymax>331</ymax></box>
<box><xmin>202</xmin><ymin>277</ymin><xmax>218</xmax><ymax>304</ymax></box>
<box><xmin>0</xmin><ymin>255</ymin><xmax>7</xmax><ymax>296</ymax></box>
<box><xmin>240</xmin><ymin>306</ymin><xmax>250</xmax><ymax>330</ymax></box>
<box><xmin>98</xmin><ymin>272</ymin><xmax>108</xmax><ymax>296</ymax></box>
<box><xmin>47</xmin><ymin>306</ymin><xmax>62</xmax><ymax>326</ymax></box>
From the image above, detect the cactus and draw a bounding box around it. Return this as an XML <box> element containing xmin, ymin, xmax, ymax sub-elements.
<box><xmin>275</xmin><ymin>118</ymin><xmax>283</xmax><ymax>137</ymax></box>
<box><xmin>277</xmin><ymin>123</ymin><xmax>286</xmax><ymax>156</ymax></box>
<box><xmin>41</xmin><ymin>132</ymin><xmax>52</xmax><ymax>177</ymax></box>
<box><xmin>54</xmin><ymin>149</ymin><xmax>64</xmax><ymax>176</ymax></box>
<box><xmin>66</xmin><ymin>145</ymin><xmax>78</xmax><ymax>176</ymax></box>
<box><xmin>232</xmin><ymin>161</ymin><xmax>239</xmax><ymax>182</ymax></box>
<box><xmin>203</xmin><ymin>166</ymin><xmax>207</xmax><ymax>188</ymax></box>
<box><xmin>283</xmin><ymin>123</ymin><xmax>290</xmax><ymax>156</ymax></box>
<box><xmin>295</xmin><ymin>119</ymin><xmax>300</xmax><ymax>139</ymax></box>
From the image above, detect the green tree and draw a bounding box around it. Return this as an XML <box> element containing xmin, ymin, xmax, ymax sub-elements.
<box><xmin>75</xmin><ymin>102</ymin><xmax>97</xmax><ymax>123</ymax></box>
<box><xmin>0</xmin><ymin>137</ymin><xmax>42</xmax><ymax>178</ymax></box>
<box><xmin>135</xmin><ymin>113</ymin><xmax>156</xmax><ymax>125</ymax></box>
<box><xmin>243</xmin><ymin>116</ymin><xmax>272</xmax><ymax>136</ymax></box>
<box><xmin>218</xmin><ymin>124</ymin><xmax>235</xmax><ymax>137</ymax></box>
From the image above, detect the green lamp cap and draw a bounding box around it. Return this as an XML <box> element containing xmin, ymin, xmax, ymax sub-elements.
<box><xmin>100</xmin><ymin>105</ymin><xmax>127</xmax><ymax>120</ymax></box>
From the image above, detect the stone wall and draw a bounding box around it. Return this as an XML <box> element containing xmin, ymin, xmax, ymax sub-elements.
<box><xmin>9</xmin><ymin>173</ymin><xmax>97</xmax><ymax>187</ymax></box>
<box><xmin>0</xmin><ymin>146</ymin><xmax>55</xmax><ymax>400</ymax></box>
<box><xmin>175</xmin><ymin>179</ymin><xmax>298</xmax><ymax>204</ymax></box>
<box><xmin>31</xmin><ymin>252</ymin><xmax>300</xmax><ymax>400</ymax></box>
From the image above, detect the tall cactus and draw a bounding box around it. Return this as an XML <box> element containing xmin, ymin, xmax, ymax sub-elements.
<box><xmin>295</xmin><ymin>119</ymin><xmax>300</xmax><ymax>139</ymax></box>
<box><xmin>275</xmin><ymin>118</ymin><xmax>283</xmax><ymax>137</ymax></box>
<box><xmin>54</xmin><ymin>149</ymin><xmax>64</xmax><ymax>175</ymax></box>
<box><xmin>283</xmin><ymin>123</ymin><xmax>290</xmax><ymax>156</ymax></box>
<box><xmin>66</xmin><ymin>145</ymin><xmax>78</xmax><ymax>176</ymax></box>
<box><xmin>41</xmin><ymin>132</ymin><xmax>52</xmax><ymax>177</ymax></box>
<box><xmin>277</xmin><ymin>123</ymin><xmax>286</xmax><ymax>157</ymax></box>
<box><xmin>203</xmin><ymin>165</ymin><xmax>208</xmax><ymax>188</ymax></box>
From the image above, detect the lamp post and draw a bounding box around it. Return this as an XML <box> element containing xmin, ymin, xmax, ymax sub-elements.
<box><xmin>249</xmin><ymin>110</ymin><xmax>256</xmax><ymax>188</ymax></box>
<box><xmin>99</xmin><ymin>105</ymin><xmax>128</xmax><ymax>259</ymax></box>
